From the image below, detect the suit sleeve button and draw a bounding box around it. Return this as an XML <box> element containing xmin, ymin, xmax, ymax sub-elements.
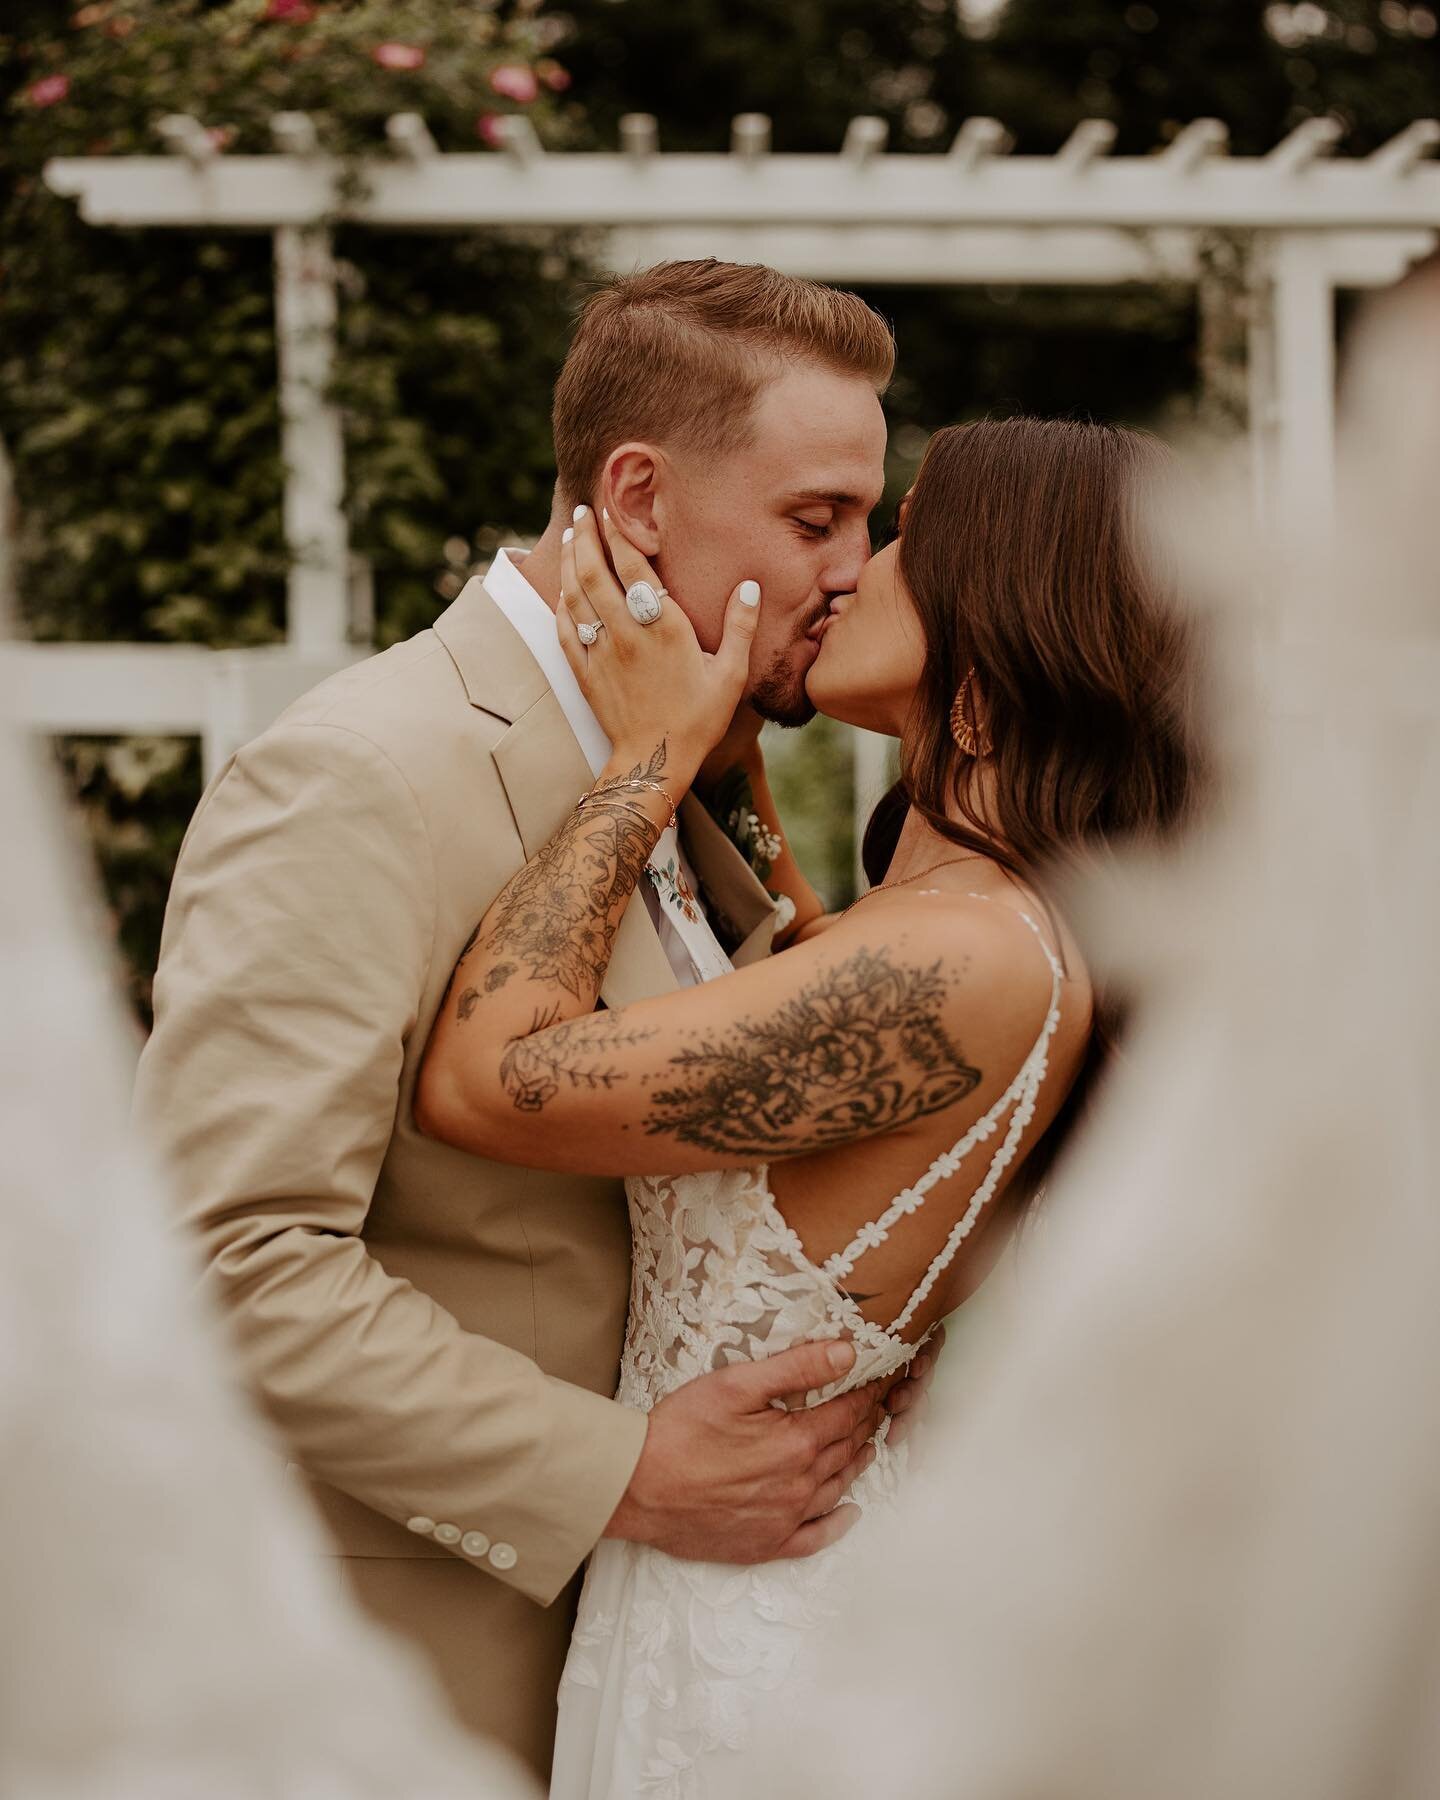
<box><xmin>432</xmin><ymin>1523</ymin><xmax>461</xmax><ymax>1545</ymax></box>
<box><xmin>461</xmin><ymin>1532</ymin><xmax>490</xmax><ymax>1557</ymax></box>
<box><xmin>487</xmin><ymin>1542</ymin><xmax>518</xmax><ymax>1571</ymax></box>
<box><xmin>405</xmin><ymin>1516</ymin><xmax>436</xmax><ymax>1535</ymax></box>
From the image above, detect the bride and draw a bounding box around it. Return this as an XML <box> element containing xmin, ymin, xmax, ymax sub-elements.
<box><xmin>415</xmin><ymin>416</ymin><xmax>1201</xmax><ymax>1798</ymax></box>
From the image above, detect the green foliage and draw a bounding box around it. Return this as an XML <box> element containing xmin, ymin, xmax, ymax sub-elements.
<box><xmin>0</xmin><ymin>0</ymin><xmax>583</xmax><ymax>647</ymax></box>
<box><xmin>5</xmin><ymin>0</ymin><xmax>1437</xmax><ymax>994</ymax></box>
<box><xmin>547</xmin><ymin>0</ymin><xmax>1438</xmax><ymax>906</ymax></box>
<box><xmin>54</xmin><ymin>735</ymin><xmax>204</xmax><ymax>1023</ymax></box>
<box><xmin>552</xmin><ymin>0</ymin><xmax>1439</xmax><ymax>157</ymax></box>
<box><xmin>0</xmin><ymin>0</ymin><xmax>589</xmax><ymax>1012</ymax></box>
<box><xmin>763</xmin><ymin>715</ymin><xmax>865</xmax><ymax>910</ymax></box>
<box><xmin>333</xmin><ymin>225</ymin><xmax>593</xmax><ymax>647</ymax></box>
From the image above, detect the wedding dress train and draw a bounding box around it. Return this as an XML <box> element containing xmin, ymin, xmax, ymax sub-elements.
<box><xmin>548</xmin><ymin>900</ymin><xmax>1063</xmax><ymax>1800</ymax></box>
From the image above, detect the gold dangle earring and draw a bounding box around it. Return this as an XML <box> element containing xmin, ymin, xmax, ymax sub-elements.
<box><xmin>949</xmin><ymin>665</ymin><xmax>993</xmax><ymax>758</ymax></box>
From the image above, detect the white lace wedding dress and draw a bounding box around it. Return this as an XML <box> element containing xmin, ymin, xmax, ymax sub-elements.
<box><xmin>549</xmin><ymin>899</ymin><xmax>1063</xmax><ymax>1800</ymax></box>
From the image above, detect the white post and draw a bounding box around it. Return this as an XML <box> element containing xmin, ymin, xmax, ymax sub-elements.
<box><xmin>1248</xmin><ymin>230</ymin><xmax>1337</xmax><ymax>538</ymax></box>
<box><xmin>273</xmin><ymin>225</ymin><xmax>350</xmax><ymax>656</ymax></box>
<box><xmin>851</xmin><ymin>727</ymin><xmax>896</xmax><ymax>894</ymax></box>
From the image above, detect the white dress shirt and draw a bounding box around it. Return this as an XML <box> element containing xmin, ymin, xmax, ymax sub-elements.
<box><xmin>483</xmin><ymin>547</ymin><xmax>732</xmax><ymax>990</ymax></box>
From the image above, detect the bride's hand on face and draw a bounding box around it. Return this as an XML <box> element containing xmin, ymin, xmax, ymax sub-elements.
<box><xmin>558</xmin><ymin>507</ymin><xmax>762</xmax><ymax>788</ymax></box>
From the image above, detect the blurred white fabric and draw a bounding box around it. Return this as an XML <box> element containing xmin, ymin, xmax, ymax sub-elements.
<box><xmin>763</xmin><ymin>262</ymin><xmax>1440</xmax><ymax>1799</ymax></box>
<box><xmin>0</xmin><ymin>639</ymin><xmax>536</xmax><ymax>1796</ymax></box>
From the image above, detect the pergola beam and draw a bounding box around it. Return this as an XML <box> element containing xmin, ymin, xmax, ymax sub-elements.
<box><xmin>1162</xmin><ymin>118</ymin><xmax>1229</xmax><ymax>175</ymax></box>
<box><xmin>601</xmin><ymin>222</ymin><xmax>1205</xmax><ymax>284</ymax></box>
<box><xmin>29</xmin><ymin>119</ymin><xmax>1440</xmax><ymax>856</ymax></box>
<box><xmin>45</xmin><ymin>150</ymin><xmax>1440</xmax><ymax>230</ymax></box>
<box><xmin>1369</xmin><ymin>119</ymin><xmax>1440</xmax><ymax>176</ymax></box>
<box><xmin>154</xmin><ymin>113</ymin><xmax>217</xmax><ymax>166</ymax></box>
<box><xmin>730</xmin><ymin>113</ymin><xmax>771</xmax><ymax>160</ymax></box>
<box><xmin>385</xmin><ymin>112</ymin><xmax>438</xmax><ymax>161</ymax></box>
<box><xmin>618</xmin><ymin>113</ymin><xmax>658</xmax><ymax>160</ymax></box>
<box><xmin>1268</xmin><ymin>116</ymin><xmax>1345</xmax><ymax>176</ymax></box>
<box><xmin>949</xmin><ymin>116</ymin><xmax>1013</xmax><ymax>173</ymax></box>
<box><xmin>842</xmin><ymin>117</ymin><xmax>889</xmax><ymax>165</ymax></box>
<box><xmin>1057</xmin><ymin>119</ymin><xmax>1117</xmax><ymax>173</ymax></box>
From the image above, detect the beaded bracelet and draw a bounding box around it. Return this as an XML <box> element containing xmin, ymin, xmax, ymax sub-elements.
<box><xmin>574</xmin><ymin>776</ymin><xmax>678</xmax><ymax>835</ymax></box>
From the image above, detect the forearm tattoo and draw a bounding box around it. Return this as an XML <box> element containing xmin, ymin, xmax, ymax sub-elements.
<box><xmin>500</xmin><ymin>1006</ymin><xmax>660</xmax><ymax>1114</ymax></box>
<box><xmin>486</xmin><ymin>935</ymin><xmax>983</xmax><ymax>1155</ymax></box>
<box><xmin>454</xmin><ymin>744</ymin><xmax>668</xmax><ymax>1022</ymax></box>
<box><xmin>644</xmin><ymin>946</ymin><xmax>982</xmax><ymax>1157</ymax></box>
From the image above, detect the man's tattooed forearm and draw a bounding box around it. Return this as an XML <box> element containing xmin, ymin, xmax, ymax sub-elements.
<box><xmin>643</xmin><ymin>945</ymin><xmax>982</xmax><ymax>1157</ymax></box>
<box><xmin>500</xmin><ymin>1006</ymin><xmax>658</xmax><ymax>1114</ymax></box>
<box><xmin>455</xmin><ymin>743</ymin><xmax>667</xmax><ymax>1018</ymax></box>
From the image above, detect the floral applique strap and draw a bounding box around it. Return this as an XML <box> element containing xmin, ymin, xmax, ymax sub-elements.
<box><xmin>822</xmin><ymin>900</ymin><xmax>1065</xmax><ymax>1338</ymax></box>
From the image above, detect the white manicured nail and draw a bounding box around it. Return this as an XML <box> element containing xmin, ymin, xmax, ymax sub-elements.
<box><xmin>737</xmin><ymin>580</ymin><xmax>761</xmax><ymax>607</ymax></box>
<box><xmin>602</xmin><ymin>506</ymin><xmax>609</xmax><ymax>521</ymax></box>
<box><xmin>562</xmin><ymin>527</ymin><xmax>574</xmax><ymax>544</ymax></box>
<box><xmin>572</xmin><ymin>504</ymin><xmax>588</xmax><ymax>522</ymax></box>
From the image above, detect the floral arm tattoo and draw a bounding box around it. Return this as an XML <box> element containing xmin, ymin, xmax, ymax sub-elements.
<box><xmin>442</xmin><ymin>744</ymin><xmax>668</xmax><ymax>1105</ymax></box>
<box><xmin>644</xmin><ymin>948</ymin><xmax>980</xmax><ymax>1156</ymax></box>
<box><xmin>495</xmin><ymin>942</ymin><xmax>983</xmax><ymax>1160</ymax></box>
<box><xmin>436</xmin><ymin>742</ymin><xmax>983</xmax><ymax>1159</ymax></box>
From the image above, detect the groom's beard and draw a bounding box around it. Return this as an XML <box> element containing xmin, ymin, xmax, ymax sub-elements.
<box><xmin>749</xmin><ymin>603</ymin><xmax>831</xmax><ymax>728</ymax></box>
<box><xmin>749</xmin><ymin>647</ymin><xmax>817</xmax><ymax>729</ymax></box>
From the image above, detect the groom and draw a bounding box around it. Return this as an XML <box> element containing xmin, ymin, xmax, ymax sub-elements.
<box><xmin>135</xmin><ymin>259</ymin><xmax>924</xmax><ymax>1780</ymax></box>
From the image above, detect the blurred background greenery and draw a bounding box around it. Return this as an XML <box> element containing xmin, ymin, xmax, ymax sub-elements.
<box><xmin>2</xmin><ymin>0</ymin><xmax>1436</xmax><ymax>1014</ymax></box>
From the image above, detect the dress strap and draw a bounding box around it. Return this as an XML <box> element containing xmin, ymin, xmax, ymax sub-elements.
<box><xmin>822</xmin><ymin>896</ymin><xmax>1065</xmax><ymax>1340</ymax></box>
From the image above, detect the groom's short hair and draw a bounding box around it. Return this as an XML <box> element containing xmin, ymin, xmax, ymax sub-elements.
<box><xmin>552</xmin><ymin>259</ymin><xmax>894</xmax><ymax>504</ymax></box>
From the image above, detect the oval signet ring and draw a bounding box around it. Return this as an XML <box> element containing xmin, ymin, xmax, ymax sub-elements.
<box><xmin>576</xmin><ymin>619</ymin><xmax>605</xmax><ymax>646</ymax></box>
<box><xmin>625</xmin><ymin>580</ymin><xmax>665</xmax><ymax>626</ymax></box>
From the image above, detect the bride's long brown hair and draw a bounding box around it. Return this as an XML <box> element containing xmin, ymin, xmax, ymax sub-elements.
<box><xmin>863</xmin><ymin>416</ymin><xmax>1206</xmax><ymax>1202</ymax></box>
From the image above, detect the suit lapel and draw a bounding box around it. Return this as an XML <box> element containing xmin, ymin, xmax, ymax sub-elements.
<box><xmin>679</xmin><ymin>795</ymin><xmax>780</xmax><ymax>969</ymax></box>
<box><xmin>435</xmin><ymin>579</ymin><xmax>679</xmax><ymax>1011</ymax></box>
<box><xmin>433</xmin><ymin>574</ymin><xmax>549</xmax><ymax>724</ymax></box>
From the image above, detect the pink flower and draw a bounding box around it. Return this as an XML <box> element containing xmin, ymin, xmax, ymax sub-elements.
<box><xmin>475</xmin><ymin>112</ymin><xmax>508</xmax><ymax>148</ymax></box>
<box><xmin>489</xmin><ymin>63</ymin><xmax>539</xmax><ymax>104</ymax></box>
<box><xmin>27</xmin><ymin>74</ymin><xmax>70</xmax><ymax>108</ymax></box>
<box><xmin>205</xmin><ymin>124</ymin><xmax>237</xmax><ymax>153</ymax></box>
<box><xmin>373</xmin><ymin>41</ymin><xmax>425</xmax><ymax>71</ymax></box>
<box><xmin>537</xmin><ymin>59</ymin><xmax>572</xmax><ymax>92</ymax></box>
<box><xmin>263</xmin><ymin>0</ymin><xmax>316</xmax><ymax>18</ymax></box>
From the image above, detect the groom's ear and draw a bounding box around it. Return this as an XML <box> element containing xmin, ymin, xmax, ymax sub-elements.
<box><xmin>600</xmin><ymin>444</ymin><xmax>664</xmax><ymax>557</ymax></box>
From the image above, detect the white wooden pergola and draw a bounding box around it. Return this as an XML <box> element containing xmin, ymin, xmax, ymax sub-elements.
<box><xmin>11</xmin><ymin>111</ymin><xmax>1440</xmax><ymax>853</ymax></box>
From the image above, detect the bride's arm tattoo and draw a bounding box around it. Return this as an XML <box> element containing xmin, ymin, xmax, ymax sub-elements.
<box><xmin>452</xmin><ymin>743</ymin><xmax>668</xmax><ymax>1024</ymax></box>
<box><xmin>488</xmin><ymin>941</ymin><xmax>982</xmax><ymax>1153</ymax></box>
<box><xmin>500</xmin><ymin>1005</ymin><xmax>659</xmax><ymax>1115</ymax></box>
<box><xmin>434</xmin><ymin>744</ymin><xmax>983</xmax><ymax>1156</ymax></box>
<box><xmin>642</xmin><ymin>945</ymin><xmax>982</xmax><ymax>1157</ymax></box>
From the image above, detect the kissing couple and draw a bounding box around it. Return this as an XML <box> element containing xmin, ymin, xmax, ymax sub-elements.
<box><xmin>136</xmin><ymin>258</ymin><xmax>1200</xmax><ymax>1798</ymax></box>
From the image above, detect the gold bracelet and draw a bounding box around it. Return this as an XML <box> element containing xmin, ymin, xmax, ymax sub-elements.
<box><xmin>575</xmin><ymin>777</ymin><xmax>678</xmax><ymax>835</ymax></box>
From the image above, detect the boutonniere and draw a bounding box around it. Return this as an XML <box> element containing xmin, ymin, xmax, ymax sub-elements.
<box><xmin>706</xmin><ymin>765</ymin><xmax>782</xmax><ymax>885</ymax></box>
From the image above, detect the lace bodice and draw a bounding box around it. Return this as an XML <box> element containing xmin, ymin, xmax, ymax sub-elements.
<box><xmin>618</xmin><ymin>1164</ymin><xmax>922</xmax><ymax>1411</ymax></box>
<box><xmin>552</xmin><ymin>901</ymin><xmax>1065</xmax><ymax>1800</ymax></box>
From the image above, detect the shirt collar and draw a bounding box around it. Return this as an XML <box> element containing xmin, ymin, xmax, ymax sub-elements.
<box><xmin>483</xmin><ymin>546</ymin><xmax>612</xmax><ymax>775</ymax></box>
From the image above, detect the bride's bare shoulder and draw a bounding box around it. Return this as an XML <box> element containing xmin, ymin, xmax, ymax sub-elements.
<box><xmin>829</xmin><ymin>884</ymin><xmax>1089</xmax><ymax>1055</ymax></box>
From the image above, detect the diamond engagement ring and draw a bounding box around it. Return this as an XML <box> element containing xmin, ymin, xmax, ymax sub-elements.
<box><xmin>625</xmin><ymin>580</ymin><xmax>667</xmax><ymax>626</ymax></box>
<box><xmin>577</xmin><ymin>619</ymin><xmax>605</xmax><ymax>646</ymax></box>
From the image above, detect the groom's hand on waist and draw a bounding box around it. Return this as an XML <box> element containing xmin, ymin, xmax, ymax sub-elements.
<box><xmin>601</xmin><ymin>1340</ymin><xmax>887</xmax><ymax>1564</ymax></box>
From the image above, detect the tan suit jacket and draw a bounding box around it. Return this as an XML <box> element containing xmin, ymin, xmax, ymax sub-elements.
<box><xmin>133</xmin><ymin>575</ymin><xmax>779</xmax><ymax>1779</ymax></box>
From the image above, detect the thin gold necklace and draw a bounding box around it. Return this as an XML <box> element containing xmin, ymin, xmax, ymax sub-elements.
<box><xmin>843</xmin><ymin>855</ymin><xmax>982</xmax><ymax>914</ymax></box>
